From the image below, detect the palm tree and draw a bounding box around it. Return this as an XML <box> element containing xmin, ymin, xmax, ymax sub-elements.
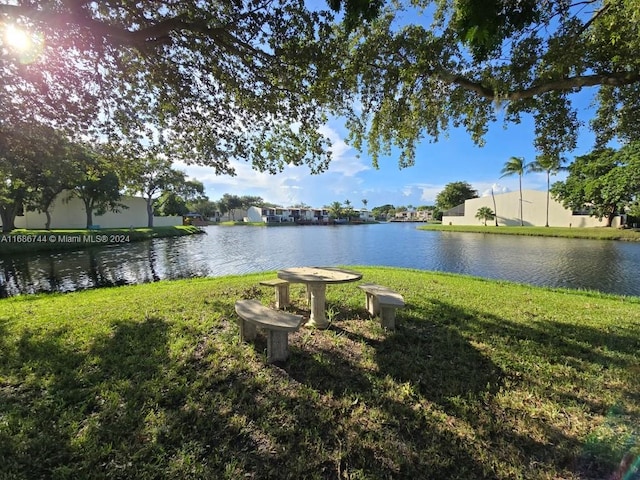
<box><xmin>342</xmin><ymin>199</ymin><xmax>355</xmax><ymax>221</ymax></box>
<box><xmin>491</xmin><ymin>187</ymin><xmax>499</xmax><ymax>226</ymax></box>
<box><xmin>528</xmin><ymin>155</ymin><xmax>565</xmax><ymax>227</ymax></box>
<box><xmin>475</xmin><ymin>206</ymin><xmax>495</xmax><ymax>226</ymax></box>
<box><xmin>328</xmin><ymin>201</ymin><xmax>342</xmax><ymax>221</ymax></box>
<box><xmin>500</xmin><ymin>156</ymin><xmax>528</xmax><ymax>226</ymax></box>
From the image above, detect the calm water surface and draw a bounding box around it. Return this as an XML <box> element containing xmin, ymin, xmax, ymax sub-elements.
<box><xmin>1</xmin><ymin>223</ymin><xmax>639</xmax><ymax>297</ymax></box>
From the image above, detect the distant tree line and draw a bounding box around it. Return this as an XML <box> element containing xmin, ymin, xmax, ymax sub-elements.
<box><xmin>0</xmin><ymin>122</ymin><xmax>211</xmax><ymax>232</ymax></box>
<box><xmin>6</xmin><ymin>121</ymin><xmax>635</xmax><ymax>233</ymax></box>
<box><xmin>369</xmin><ymin>204</ymin><xmax>439</xmax><ymax>221</ymax></box>
<box><xmin>0</xmin><ymin>118</ymin><xmax>294</xmax><ymax>231</ymax></box>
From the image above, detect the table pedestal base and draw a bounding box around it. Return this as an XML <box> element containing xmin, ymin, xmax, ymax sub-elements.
<box><xmin>277</xmin><ymin>267</ymin><xmax>363</xmax><ymax>330</ymax></box>
<box><xmin>305</xmin><ymin>283</ymin><xmax>328</xmax><ymax>329</ymax></box>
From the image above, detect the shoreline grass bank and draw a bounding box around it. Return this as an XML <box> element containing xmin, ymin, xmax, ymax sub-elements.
<box><xmin>418</xmin><ymin>224</ymin><xmax>640</xmax><ymax>241</ymax></box>
<box><xmin>1</xmin><ymin>267</ymin><xmax>638</xmax><ymax>479</ymax></box>
<box><xmin>0</xmin><ymin>225</ymin><xmax>203</xmax><ymax>255</ymax></box>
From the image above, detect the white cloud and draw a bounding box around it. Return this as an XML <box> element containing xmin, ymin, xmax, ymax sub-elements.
<box><xmin>172</xmin><ymin>159</ymin><xmax>293</xmax><ymax>203</ymax></box>
<box><xmin>480</xmin><ymin>183</ymin><xmax>510</xmax><ymax>197</ymax></box>
<box><xmin>401</xmin><ymin>186</ymin><xmax>415</xmax><ymax>197</ymax></box>
<box><xmin>415</xmin><ymin>184</ymin><xmax>444</xmax><ymax>203</ymax></box>
<box><xmin>387</xmin><ymin>183</ymin><xmax>446</xmax><ymax>204</ymax></box>
<box><xmin>171</xmin><ymin>123</ymin><xmax>372</xmax><ymax>207</ymax></box>
<box><xmin>319</xmin><ymin>125</ymin><xmax>370</xmax><ymax>177</ymax></box>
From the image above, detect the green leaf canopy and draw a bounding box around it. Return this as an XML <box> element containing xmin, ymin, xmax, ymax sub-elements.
<box><xmin>335</xmin><ymin>0</ymin><xmax>640</xmax><ymax>167</ymax></box>
<box><xmin>0</xmin><ymin>0</ymin><xmax>349</xmax><ymax>174</ymax></box>
<box><xmin>551</xmin><ymin>142</ymin><xmax>640</xmax><ymax>227</ymax></box>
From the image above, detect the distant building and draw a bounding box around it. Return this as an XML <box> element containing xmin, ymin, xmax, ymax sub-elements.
<box><xmin>183</xmin><ymin>213</ymin><xmax>207</xmax><ymax>226</ymax></box>
<box><xmin>392</xmin><ymin>208</ymin><xmax>433</xmax><ymax>222</ymax></box>
<box><xmin>356</xmin><ymin>208</ymin><xmax>375</xmax><ymax>222</ymax></box>
<box><xmin>245</xmin><ymin>206</ymin><xmax>374</xmax><ymax>224</ymax></box>
<box><xmin>442</xmin><ymin>189</ymin><xmax>623</xmax><ymax>227</ymax></box>
<box><xmin>13</xmin><ymin>191</ymin><xmax>181</xmax><ymax>229</ymax></box>
<box><xmin>246</xmin><ymin>206</ymin><xmax>301</xmax><ymax>223</ymax></box>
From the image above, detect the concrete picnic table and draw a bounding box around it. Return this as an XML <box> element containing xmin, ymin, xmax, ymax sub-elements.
<box><xmin>277</xmin><ymin>266</ymin><xmax>363</xmax><ymax>329</ymax></box>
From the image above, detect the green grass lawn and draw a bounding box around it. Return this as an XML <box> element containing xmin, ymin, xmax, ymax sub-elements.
<box><xmin>0</xmin><ymin>267</ymin><xmax>638</xmax><ymax>479</ymax></box>
<box><xmin>418</xmin><ymin>224</ymin><xmax>640</xmax><ymax>241</ymax></box>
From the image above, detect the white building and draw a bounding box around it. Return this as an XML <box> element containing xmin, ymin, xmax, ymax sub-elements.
<box><xmin>392</xmin><ymin>208</ymin><xmax>433</xmax><ymax>222</ymax></box>
<box><xmin>13</xmin><ymin>191</ymin><xmax>181</xmax><ymax>229</ymax></box>
<box><xmin>245</xmin><ymin>206</ymin><xmax>374</xmax><ymax>224</ymax></box>
<box><xmin>356</xmin><ymin>209</ymin><xmax>375</xmax><ymax>222</ymax></box>
<box><xmin>442</xmin><ymin>189</ymin><xmax>623</xmax><ymax>228</ymax></box>
<box><xmin>246</xmin><ymin>206</ymin><xmax>325</xmax><ymax>223</ymax></box>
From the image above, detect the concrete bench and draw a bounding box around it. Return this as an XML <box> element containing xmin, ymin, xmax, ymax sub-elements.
<box><xmin>259</xmin><ymin>278</ymin><xmax>290</xmax><ymax>309</ymax></box>
<box><xmin>234</xmin><ymin>299</ymin><xmax>303</xmax><ymax>363</ymax></box>
<box><xmin>358</xmin><ymin>283</ymin><xmax>405</xmax><ymax>330</ymax></box>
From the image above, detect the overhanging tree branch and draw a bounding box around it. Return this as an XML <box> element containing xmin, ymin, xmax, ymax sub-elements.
<box><xmin>438</xmin><ymin>71</ymin><xmax>640</xmax><ymax>102</ymax></box>
<box><xmin>0</xmin><ymin>3</ymin><xmax>273</xmax><ymax>61</ymax></box>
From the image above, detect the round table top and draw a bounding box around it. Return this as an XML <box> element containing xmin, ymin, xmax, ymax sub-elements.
<box><xmin>277</xmin><ymin>267</ymin><xmax>363</xmax><ymax>284</ymax></box>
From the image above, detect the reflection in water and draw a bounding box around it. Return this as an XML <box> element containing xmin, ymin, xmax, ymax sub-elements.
<box><xmin>1</xmin><ymin>224</ymin><xmax>639</xmax><ymax>297</ymax></box>
<box><xmin>0</xmin><ymin>257</ymin><xmax>22</xmax><ymax>298</ymax></box>
<box><xmin>435</xmin><ymin>233</ymin><xmax>627</xmax><ymax>293</ymax></box>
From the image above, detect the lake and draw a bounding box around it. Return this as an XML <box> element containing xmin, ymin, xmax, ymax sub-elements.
<box><xmin>1</xmin><ymin>223</ymin><xmax>639</xmax><ymax>297</ymax></box>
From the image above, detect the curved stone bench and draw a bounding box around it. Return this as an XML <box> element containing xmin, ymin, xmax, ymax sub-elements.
<box><xmin>235</xmin><ymin>299</ymin><xmax>303</xmax><ymax>363</ymax></box>
<box><xmin>358</xmin><ymin>283</ymin><xmax>405</xmax><ymax>330</ymax></box>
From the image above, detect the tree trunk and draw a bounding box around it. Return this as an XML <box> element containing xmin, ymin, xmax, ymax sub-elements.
<box><xmin>146</xmin><ymin>198</ymin><xmax>154</xmax><ymax>228</ymax></box>
<box><xmin>83</xmin><ymin>199</ymin><xmax>93</xmax><ymax>228</ymax></box>
<box><xmin>606</xmin><ymin>210</ymin><xmax>616</xmax><ymax>227</ymax></box>
<box><xmin>519</xmin><ymin>176</ymin><xmax>524</xmax><ymax>226</ymax></box>
<box><xmin>545</xmin><ymin>173</ymin><xmax>550</xmax><ymax>227</ymax></box>
<box><xmin>491</xmin><ymin>188</ymin><xmax>499</xmax><ymax>226</ymax></box>
<box><xmin>0</xmin><ymin>206</ymin><xmax>17</xmax><ymax>232</ymax></box>
<box><xmin>42</xmin><ymin>193</ymin><xmax>61</xmax><ymax>231</ymax></box>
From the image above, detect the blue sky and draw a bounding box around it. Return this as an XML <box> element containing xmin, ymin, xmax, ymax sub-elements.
<box><xmin>176</xmin><ymin>88</ymin><xmax>600</xmax><ymax>210</ymax></box>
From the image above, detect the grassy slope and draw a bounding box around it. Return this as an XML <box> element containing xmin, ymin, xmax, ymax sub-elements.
<box><xmin>418</xmin><ymin>224</ymin><xmax>640</xmax><ymax>241</ymax></box>
<box><xmin>0</xmin><ymin>267</ymin><xmax>638</xmax><ymax>479</ymax></box>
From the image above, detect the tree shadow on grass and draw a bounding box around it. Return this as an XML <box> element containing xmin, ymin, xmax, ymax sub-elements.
<box><xmin>419</xmin><ymin>299</ymin><xmax>640</xmax><ymax>479</ymax></box>
<box><xmin>0</xmin><ymin>318</ymin><xmax>174</xmax><ymax>478</ymax></box>
<box><xmin>286</xmin><ymin>296</ymin><xmax>632</xmax><ymax>479</ymax></box>
<box><xmin>198</xmin><ymin>293</ymin><xmax>493</xmax><ymax>478</ymax></box>
<box><xmin>448</xmin><ymin>306</ymin><xmax>640</xmax><ymax>478</ymax></box>
<box><xmin>287</xmin><ymin>346</ymin><xmax>493</xmax><ymax>478</ymax></box>
<box><xmin>282</xmin><ymin>298</ymin><xmax>508</xmax><ymax>478</ymax></box>
<box><xmin>186</xmin><ymin>293</ymin><xmax>637</xmax><ymax>479</ymax></box>
<box><xmin>450</xmin><ymin>305</ymin><xmax>640</xmax><ymax>414</ymax></box>
<box><xmin>0</xmin><ymin>300</ymin><xmax>359</xmax><ymax>479</ymax></box>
